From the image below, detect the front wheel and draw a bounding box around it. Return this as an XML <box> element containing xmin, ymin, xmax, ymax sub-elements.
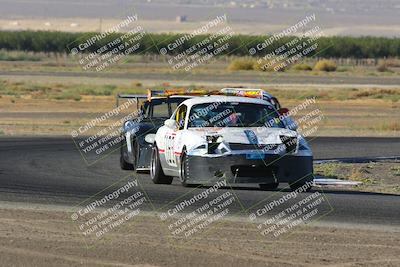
<box><xmin>131</xmin><ymin>139</ymin><xmax>140</xmax><ymax>171</ymax></box>
<box><xmin>180</xmin><ymin>150</ymin><xmax>190</xmax><ymax>187</ymax></box>
<box><xmin>150</xmin><ymin>145</ymin><xmax>173</xmax><ymax>184</ymax></box>
<box><xmin>180</xmin><ymin>151</ymin><xmax>199</xmax><ymax>187</ymax></box>
<box><xmin>120</xmin><ymin>135</ymin><xmax>134</xmax><ymax>170</ymax></box>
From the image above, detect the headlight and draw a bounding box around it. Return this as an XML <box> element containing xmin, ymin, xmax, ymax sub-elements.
<box><xmin>124</xmin><ymin>121</ymin><xmax>133</xmax><ymax>128</ymax></box>
<box><xmin>124</xmin><ymin>121</ymin><xmax>140</xmax><ymax>134</ymax></box>
<box><xmin>145</xmin><ymin>134</ymin><xmax>155</xmax><ymax>144</ymax></box>
<box><xmin>124</xmin><ymin>121</ymin><xmax>134</xmax><ymax>130</ymax></box>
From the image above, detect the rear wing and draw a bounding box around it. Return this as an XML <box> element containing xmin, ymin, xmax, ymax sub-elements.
<box><xmin>220</xmin><ymin>88</ymin><xmax>273</xmax><ymax>100</ymax></box>
<box><xmin>117</xmin><ymin>88</ymin><xmax>280</xmax><ymax>108</ymax></box>
<box><xmin>116</xmin><ymin>93</ymin><xmax>147</xmax><ymax>109</ymax></box>
<box><xmin>148</xmin><ymin>88</ymin><xmax>219</xmax><ymax>99</ymax></box>
<box><xmin>221</xmin><ymin>88</ymin><xmax>281</xmax><ymax>109</ymax></box>
<box><xmin>147</xmin><ymin>88</ymin><xmax>275</xmax><ymax>101</ymax></box>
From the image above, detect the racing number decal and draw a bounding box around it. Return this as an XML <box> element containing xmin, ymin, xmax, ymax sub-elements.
<box><xmin>164</xmin><ymin>104</ymin><xmax>185</xmax><ymax>167</ymax></box>
<box><xmin>165</xmin><ymin>133</ymin><xmax>177</xmax><ymax>167</ymax></box>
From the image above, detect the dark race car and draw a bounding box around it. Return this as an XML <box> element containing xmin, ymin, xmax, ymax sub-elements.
<box><xmin>119</xmin><ymin>92</ymin><xmax>193</xmax><ymax>171</ymax></box>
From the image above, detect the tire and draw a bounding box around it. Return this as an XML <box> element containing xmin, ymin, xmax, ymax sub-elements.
<box><xmin>180</xmin><ymin>150</ymin><xmax>190</xmax><ymax>187</ymax></box>
<box><xmin>180</xmin><ymin>150</ymin><xmax>199</xmax><ymax>187</ymax></box>
<box><xmin>120</xmin><ymin>135</ymin><xmax>134</xmax><ymax>170</ymax></box>
<box><xmin>150</xmin><ymin>145</ymin><xmax>173</xmax><ymax>184</ymax></box>
<box><xmin>259</xmin><ymin>183</ymin><xmax>279</xmax><ymax>190</ymax></box>
<box><xmin>131</xmin><ymin>139</ymin><xmax>140</xmax><ymax>171</ymax></box>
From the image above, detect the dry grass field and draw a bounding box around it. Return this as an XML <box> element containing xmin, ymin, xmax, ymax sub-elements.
<box><xmin>0</xmin><ymin>54</ymin><xmax>399</xmax><ymax>137</ymax></box>
<box><xmin>1</xmin><ymin>91</ymin><xmax>399</xmax><ymax>137</ymax></box>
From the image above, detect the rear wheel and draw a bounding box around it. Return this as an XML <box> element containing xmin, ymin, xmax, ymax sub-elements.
<box><xmin>120</xmin><ymin>135</ymin><xmax>134</xmax><ymax>170</ymax></box>
<box><xmin>150</xmin><ymin>145</ymin><xmax>173</xmax><ymax>184</ymax></box>
<box><xmin>259</xmin><ymin>183</ymin><xmax>279</xmax><ymax>190</ymax></box>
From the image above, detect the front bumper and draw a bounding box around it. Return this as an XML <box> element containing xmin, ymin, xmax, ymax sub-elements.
<box><xmin>184</xmin><ymin>154</ymin><xmax>313</xmax><ymax>185</ymax></box>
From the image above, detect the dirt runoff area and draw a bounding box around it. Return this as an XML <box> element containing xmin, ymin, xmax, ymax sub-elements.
<box><xmin>315</xmin><ymin>161</ymin><xmax>400</xmax><ymax>195</ymax></box>
<box><xmin>0</xmin><ymin>207</ymin><xmax>399</xmax><ymax>267</ymax></box>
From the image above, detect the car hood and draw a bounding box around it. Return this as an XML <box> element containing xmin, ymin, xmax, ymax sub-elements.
<box><xmin>187</xmin><ymin>127</ymin><xmax>297</xmax><ymax>145</ymax></box>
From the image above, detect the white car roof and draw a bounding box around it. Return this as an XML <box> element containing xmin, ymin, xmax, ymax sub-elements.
<box><xmin>181</xmin><ymin>95</ymin><xmax>271</xmax><ymax>107</ymax></box>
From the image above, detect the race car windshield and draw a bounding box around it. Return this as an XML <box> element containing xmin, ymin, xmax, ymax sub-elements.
<box><xmin>188</xmin><ymin>102</ymin><xmax>284</xmax><ymax>128</ymax></box>
<box><xmin>145</xmin><ymin>97</ymin><xmax>188</xmax><ymax>118</ymax></box>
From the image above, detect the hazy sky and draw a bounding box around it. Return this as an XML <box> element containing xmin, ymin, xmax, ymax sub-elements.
<box><xmin>0</xmin><ymin>0</ymin><xmax>398</xmax><ymax>25</ymax></box>
<box><xmin>0</xmin><ymin>0</ymin><xmax>399</xmax><ymax>36</ymax></box>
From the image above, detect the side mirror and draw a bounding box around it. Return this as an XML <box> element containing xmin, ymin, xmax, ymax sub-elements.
<box><xmin>278</xmin><ymin>108</ymin><xmax>298</xmax><ymax>131</ymax></box>
<box><xmin>278</xmin><ymin>107</ymin><xmax>289</xmax><ymax>115</ymax></box>
<box><xmin>164</xmin><ymin>119</ymin><xmax>177</xmax><ymax>129</ymax></box>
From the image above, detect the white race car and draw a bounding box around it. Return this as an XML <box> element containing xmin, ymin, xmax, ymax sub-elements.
<box><xmin>150</xmin><ymin>95</ymin><xmax>313</xmax><ymax>191</ymax></box>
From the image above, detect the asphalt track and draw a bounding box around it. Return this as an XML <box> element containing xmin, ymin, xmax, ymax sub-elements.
<box><xmin>0</xmin><ymin>136</ymin><xmax>399</xmax><ymax>228</ymax></box>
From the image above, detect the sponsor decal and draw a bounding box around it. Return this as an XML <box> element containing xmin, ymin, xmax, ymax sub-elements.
<box><xmin>244</xmin><ymin>130</ymin><xmax>259</xmax><ymax>145</ymax></box>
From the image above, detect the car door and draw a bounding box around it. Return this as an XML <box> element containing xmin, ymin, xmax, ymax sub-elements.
<box><xmin>164</xmin><ymin>104</ymin><xmax>187</xmax><ymax>168</ymax></box>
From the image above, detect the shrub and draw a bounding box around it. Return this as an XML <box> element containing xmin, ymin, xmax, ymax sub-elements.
<box><xmin>376</xmin><ymin>63</ymin><xmax>392</xmax><ymax>72</ymax></box>
<box><xmin>313</xmin><ymin>60</ymin><xmax>337</xmax><ymax>72</ymax></box>
<box><xmin>53</xmin><ymin>92</ymin><xmax>81</xmax><ymax>101</ymax></box>
<box><xmin>252</xmin><ymin>61</ymin><xmax>266</xmax><ymax>71</ymax></box>
<box><xmin>77</xmin><ymin>85</ymin><xmax>116</xmax><ymax>96</ymax></box>
<box><xmin>228</xmin><ymin>59</ymin><xmax>255</xmax><ymax>71</ymax></box>
<box><xmin>291</xmin><ymin>63</ymin><xmax>312</xmax><ymax>71</ymax></box>
<box><xmin>383</xmin><ymin>58</ymin><xmax>400</xmax><ymax>68</ymax></box>
<box><xmin>0</xmin><ymin>50</ymin><xmax>42</xmax><ymax>61</ymax></box>
<box><xmin>253</xmin><ymin>59</ymin><xmax>286</xmax><ymax>72</ymax></box>
<box><xmin>352</xmin><ymin>89</ymin><xmax>399</xmax><ymax>101</ymax></box>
